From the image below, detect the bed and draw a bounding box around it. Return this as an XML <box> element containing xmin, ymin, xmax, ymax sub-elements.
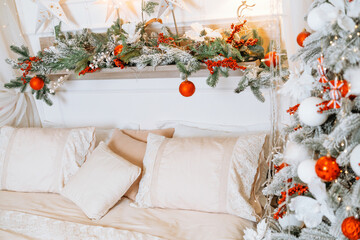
<box><xmin>0</xmin><ymin>73</ymin><xmax>272</xmax><ymax>240</ymax></box>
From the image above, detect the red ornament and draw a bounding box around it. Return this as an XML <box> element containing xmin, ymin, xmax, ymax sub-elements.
<box><xmin>114</xmin><ymin>45</ymin><xmax>123</xmax><ymax>56</ymax></box>
<box><xmin>342</xmin><ymin>217</ymin><xmax>360</xmax><ymax>240</ymax></box>
<box><xmin>179</xmin><ymin>80</ymin><xmax>195</xmax><ymax>97</ymax></box>
<box><xmin>317</xmin><ymin>56</ymin><xmax>328</xmax><ymax>83</ymax></box>
<box><xmin>329</xmin><ymin>79</ymin><xmax>350</xmax><ymax>97</ymax></box>
<box><xmin>264</xmin><ymin>52</ymin><xmax>279</xmax><ymax>68</ymax></box>
<box><xmin>29</xmin><ymin>76</ymin><xmax>45</xmax><ymax>91</ymax></box>
<box><xmin>297</xmin><ymin>29</ymin><xmax>311</xmax><ymax>47</ymax></box>
<box><xmin>315</xmin><ymin>156</ymin><xmax>341</xmax><ymax>182</ymax></box>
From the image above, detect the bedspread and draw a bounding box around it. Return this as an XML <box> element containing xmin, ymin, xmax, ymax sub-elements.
<box><xmin>0</xmin><ymin>191</ymin><xmax>255</xmax><ymax>240</ymax></box>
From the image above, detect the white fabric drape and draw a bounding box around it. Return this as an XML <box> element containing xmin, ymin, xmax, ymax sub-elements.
<box><xmin>282</xmin><ymin>0</ymin><xmax>313</xmax><ymax>71</ymax></box>
<box><xmin>0</xmin><ymin>0</ymin><xmax>41</xmax><ymax>128</ymax></box>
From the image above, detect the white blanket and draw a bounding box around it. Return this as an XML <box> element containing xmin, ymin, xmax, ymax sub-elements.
<box><xmin>0</xmin><ymin>191</ymin><xmax>255</xmax><ymax>240</ymax></box>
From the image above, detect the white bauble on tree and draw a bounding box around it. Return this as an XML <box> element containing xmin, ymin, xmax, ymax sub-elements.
<box><xmin>297</xmin><ymin>159</ymin><xmax>317</xmax><ymax>184</ymax></box>
<box><xmin>279</xmin><ymin>214</ymin><xmax>304</xmax><ymax>229</ymax></box>
<box><xmin>298</xmin><ymin>97</ymin><xmax>328</xmax><ymax>126</ymax></box>
<box><xmin>307</xmin><ymin>7</ymin><xmax>327</xmax><ymax>31</ymax></box>
<box><xmin>344</xmin><ymin>67</ymin><xmax>360</xmax><ymax>95</ymax></box>
<box><xmin>307</xmin><ymin>3</ymin><xmax>338</xmax><ymax>31</ymax></box>
<box><xmin>284</xmin><ymin>142</ymin><xmax>312</xmax><ymax>166</ymax></box>
<box><xmin>350</xmin><ymin>145</ymin><xmax>360</xmax><ymax>176</ymax></box>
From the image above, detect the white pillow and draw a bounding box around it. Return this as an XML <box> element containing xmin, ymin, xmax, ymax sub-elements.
<box><xmin>135</xmin><ymin>133</ymin><xmax>266</xmax><ymax>221</ymax></box>
<box><xmin>61</xmin><ymin>142</ymin><xmax>141</xmax><ymax>220</ymax></box>
<box><xmin>157</xmin><ymin>121</ymin><xmax>248</xmax><ymax>136</ymax></box>
<box><xmin>95</xmin><ymin>128</ymin><xmax>115</xmax><ymax>146</ymax></box>
<box><xmin>0</xmin><ymin>126</ymin><xmax>96</xmax><ymax>193</ymax></box>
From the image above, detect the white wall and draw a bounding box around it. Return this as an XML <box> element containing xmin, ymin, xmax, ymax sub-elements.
<box><xmin>13</xmin><ymin>0</ymin><xmax>280</xmax><ymax>53</ymax></box>
<box><xmin>9</xmin><ymin>0</ymin><xmax>282</xmax><ymax>130</ymax></box>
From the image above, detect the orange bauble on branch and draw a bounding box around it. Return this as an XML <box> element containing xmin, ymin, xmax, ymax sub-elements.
<box><xmin>179</xmin><ymin>80</ymin><xmax>195</xmax><ymax>97</ymax></box>
<box><xmin>30</xmin><ymin>76</ymin><xmax>45</xmax><ymax>91</ymax></box>
<box><xmin>315</xmin><ymin>156</ymin><xmax>341</xmax><ymax>182</ymax></box>
<box><xmin>341</xmin><ymin>217</ymin><xmax>360</xmax><ymax>240</ymax></box>
<box><xmin>263</xmin><ymin>51</ymin><xmax>279</xmax><ymax>68</ymax></box>
<box><xmin>297</xmin><ymin>29</ymin><xmax>311</xmax><ymax>47</ymax></box>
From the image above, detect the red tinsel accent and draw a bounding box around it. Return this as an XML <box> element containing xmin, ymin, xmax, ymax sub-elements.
<box><xmin>287</xmin><ymin>104</ymin><xmax>300</xmax><ymax>115</ymax></box>
<box><xmin>317</xmin><ymin>101</ymin><xmax>337</xmax><ymax>113</ymax></box>
<box><xmin>294</xmin><ymin>125</ymin><xmax>302</xmax><ymax>131</ymax></box>
<box><xmin>205</xmin><ymin>57</ymin><xmax>247</xmax><ymax>74</ymax></box>
<box><xmin>79</xmin><ymin>66</ymin><xmax>100</xmax><ymax>76</ymax></box>
<box><xmin>113</xmin><ymin>59</ymin><xmax>125</xmax><ymax>69</ymax></box>
<box><xmin>17</xmin><ymin>57</ymin><xmax>41</xmax><ymax>84</ymax></box>
<box><xmin>226</xmin><ymin>21</ymin><xmax>247</xmax><ymax>44</ymax></box>
<box><xmin>274</xmin><ymin>163</ymin><xmax>289</xmax><ymax>173</ymax></box>
<box><xmin>274</xmin><ymin>184</ymin><xmax>309</xmax><ymax>220</ymax></box>
<box><xmin>157</xmin><ymin>33</ymin><xmax>175</xmax><ymax>46</ymax></box>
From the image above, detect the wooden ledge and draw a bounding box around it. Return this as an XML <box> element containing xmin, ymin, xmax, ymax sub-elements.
<box><xmin>48</xmin><ymin>61</ymin><xmax>259</xmax><ymax>81</ymax></box>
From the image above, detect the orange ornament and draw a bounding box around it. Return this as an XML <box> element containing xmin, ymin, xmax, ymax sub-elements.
<box><xmin>297</xmin><ymin>29</ymin><xmax>311</xmax><ymax>47</ymax></box>
<box><xmin>315</xmin><ymin>156</ymin><xmax>341</xmax><ymax>182</ymax></box>
<box><xmin>329</xmin><ymin>79</ymin><xmax>350</xmax><ymax>97</ymax></box>
<box><xmin>179</xmin><ymin>80</ymin><xmax>195</xmax><ymax>97</ymax></box>
<box><xmin>342</xmin><ymin>217</ymin><xmax>360</xmax><ymax>240</ymax></box>
<box><xmin>114</xmin><ymin>45</ymin><xmax>123</xmax><ymax>56</ymax></box>
<box><xmin>30</xmin><ymin>76</ymin><xmax>45</xmax><ymax>91</ymax></box>
<box><xmin>264</xmin><ymin>51</ymin><xmax>279</xmax><ymax>68</ymax></box>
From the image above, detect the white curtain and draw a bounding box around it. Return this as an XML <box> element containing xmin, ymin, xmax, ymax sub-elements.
<box><xmin>282</xmin><ymin>0</ymin><xmax>313</xmax><ymax>71</ymax></box>
<box><xmin>0</xmin><ymin>0</ymin><xmax>41</xmax><ymax>127</ymax></box>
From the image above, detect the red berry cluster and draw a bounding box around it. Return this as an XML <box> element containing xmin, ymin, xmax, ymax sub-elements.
<box><xmin>79</xmin><ymin>66</ymin><xmax>100</xmax><ymax>76</ymax></box>
<box><xmin>18</xmin><ymin>57</ymin><xmax>41</xmax><ymax>84</ymax></box>
<box><xmin>233</xmin><ymin>38</ymin><xmax>259</xmax><ymax>49</ymax></box>
<box><xmin>226</xmin><ymin>21</ymin><xmax>247</xmax><ymax>44</ymax></box>
<box><xmin>274</xmin><ymin>184</ymin><xmax>308</xmax><ymax>220</ymax></box>
<box><xmin>287</xmin><ymin>104</ymin><xmax>300</xmax><ymax>115</ymax></box>
<box><xmin>205</xmin><ymin>57</ymin><xmax>247</xmax><ymax>74</ymax></box>
<box><xmin>113</xmin><ymin>59</ymin><xmax>125</xmax><ymax>69</ymax></box>
<box><xmin>157</xmin><ymin>33</ymin><xmax>175</xmax><ymax>46</ymax></box>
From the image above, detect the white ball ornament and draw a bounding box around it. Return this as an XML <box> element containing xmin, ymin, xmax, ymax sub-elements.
<box><xmin>298</xmin><ymin>97</ymin><xmax>328</xmax><ymax>126</ymax></box>
<box><xmin>307</xmin><ymin>7</ymin><xmax>327</xmax><ymax>31</ymax></box>
<box><xmin>284</xmin><ymin>142</ymin><xmax>312</xmax><ymax>166</ymax></box>
<box><xmin>279</xmin><ymin>214</ymin><xmax>304</xmax><ymax>229</ymax></box>
<box><xmin>350</xmin><ymin>145</ymin><xmax>360</xmax><ymax>176</ymax></box>
<box><xmin>307</xmin><ymin>3</ymin><xmax>338</xmax><ymax>31</ymax></box>
<box><xmin>297</xmin><ymin>159</ymin><xmax>317</xmax><ymax>184</ymax></box>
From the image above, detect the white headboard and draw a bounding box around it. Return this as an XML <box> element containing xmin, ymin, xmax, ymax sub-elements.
<box><xmin>36</xmin><ymin>69</ymin><xmax>271</xmax><ymax>131</ymax></box>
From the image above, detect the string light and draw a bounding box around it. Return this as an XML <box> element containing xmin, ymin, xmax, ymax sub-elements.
<box><xmin>346</xmin><ymin>206</ymin><xmax>351</xmax><ymax>211</ymax></box>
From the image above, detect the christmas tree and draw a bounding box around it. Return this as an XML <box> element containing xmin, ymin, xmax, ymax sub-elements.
<box><xmin>244</xmin><ymin>0</ymin><xmax>360</xmax><ymax>239</ymax></box>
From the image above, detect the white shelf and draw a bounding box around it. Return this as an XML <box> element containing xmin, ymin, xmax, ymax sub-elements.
<box><xmin>49</xmin><ymin>61</ymin><xmax>259</xmax><ymax>80</ymax></box>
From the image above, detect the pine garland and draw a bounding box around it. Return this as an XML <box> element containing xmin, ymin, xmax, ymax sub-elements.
<box><xmin>5</xmin><ymin>18</ymin><xmax>273</xmax><ymax>105</ymax></box>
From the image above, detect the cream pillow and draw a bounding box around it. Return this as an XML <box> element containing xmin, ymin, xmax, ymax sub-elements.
<box><xmin>135</xmin><ymin>133</ymin><xmax>266</xmax><ymax>221</ymax></box>
<box><xmin>0</xmin><ymin>126</ymin><xmax>96</xmax><ymax>193</ymax></box>
<box><xmin>107</xmin><ymin>128</ymin><xmax>175</xmax><ymax>200</ymax></box>
<box><xmin>61</xmin><ymin>142</ymin><xmax>141</xmax><ymax>220</ymax></box>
